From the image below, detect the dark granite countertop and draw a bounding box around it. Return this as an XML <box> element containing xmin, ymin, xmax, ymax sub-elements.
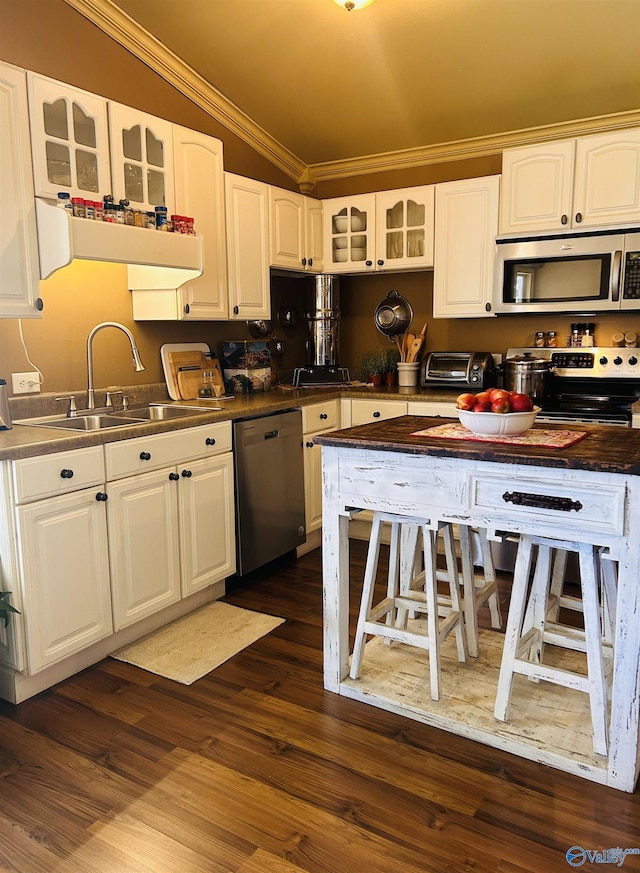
<box><xmin>314</xmin><ymin>415</ymin><xmax>640</xmax><ymax>476</ymax></box>
<box><xmin>0</xmin><ymin>384</ymin><xmax>460</xmax><ymax>462</ymax></box>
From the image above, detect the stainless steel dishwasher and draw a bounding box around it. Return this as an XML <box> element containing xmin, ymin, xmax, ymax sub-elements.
<box><xmin>233</xmin><ymin>409</ymin><xmax>306</xmax><ymax>575</ymax></box>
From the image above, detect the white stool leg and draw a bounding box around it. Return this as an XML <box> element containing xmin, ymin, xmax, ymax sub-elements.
<box><xmin>578</xmin><ymin>543</ymin><xmax>609</xmax><ymax>757</ymax></box>
<box><xmin>458</xmin><ymin>524</ymin><xmax>479</xmax><ymax>658</ymax></box>
<box><xmin>384</xmin><ymin>520</ymin><xmax>401</xmax><ymax>633</ymax></box>
<box><xmin>494</xmin><ymin>535</ymin><xmax>535</xmax><ymax>722</ymax></box>
<box><xmin>478</xmin><ymin>529</ymin><xmax>502</xmax><ymax>630</ymax></box>
<box><xmin>350</xmin><ymin>514</ymin><xmax>385</xmax><ymax>680</ymax></box>
<box><xmin>441</xmin><ymin>523</ymin><xmax>468</xmax><ymax>663</ymax></box>
<box><xmin>396</xmin><ymin>523</ymin><xmax>420</xmax><ymax>628</ymax></box>
<box><xmin>547</xmin><ymin>548</ymin><xmax>570</xmax><ymax>622</ymax></box>
<box><xmin>421</xmin><ymin>525</ymin><xmax>441</xmax><ymax>701</ymax></box>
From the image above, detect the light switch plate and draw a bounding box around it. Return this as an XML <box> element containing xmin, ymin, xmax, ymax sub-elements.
<box><xmin>12</xmin><ymin>372</ymin><xmax>41</xmax><ymax>394</ymax></box>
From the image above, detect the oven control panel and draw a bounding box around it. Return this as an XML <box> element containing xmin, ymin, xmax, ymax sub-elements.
<box><xmin>507</xmin><ymin>348</ymin><xmax>640</xmax><ymax>378</ymax></box>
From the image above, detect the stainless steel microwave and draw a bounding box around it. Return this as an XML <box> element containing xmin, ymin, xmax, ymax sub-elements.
<box><xmin>494</xmin><ymin>230</ymin><xmax>640</xmax><ymax>313</ymax></box>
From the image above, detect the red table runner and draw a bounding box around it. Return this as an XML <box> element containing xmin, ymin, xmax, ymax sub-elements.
<box><xmin>411</xmin><ymin>422</ymin><xmax>589</xmax><ymax>449</ymax></box>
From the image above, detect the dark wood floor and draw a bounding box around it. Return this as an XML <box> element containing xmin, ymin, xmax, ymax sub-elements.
<box><xmin>0</xmin><ymin>541</ymin><xmax>638</xmax><ymax>873</ymax></box>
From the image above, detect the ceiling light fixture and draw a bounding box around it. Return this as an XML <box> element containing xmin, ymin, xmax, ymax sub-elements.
<box><xmin>333</xmin><ymin>0</ymin><xmax>374</xmax><ymax>11</ymax></box>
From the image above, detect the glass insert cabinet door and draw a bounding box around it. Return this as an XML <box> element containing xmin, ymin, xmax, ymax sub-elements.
<box><xmin>27</xmin><ymin>73</ymin><xmax>111</xmax><ymax>200</ymax></box>
<box><xmin>108</xmin><ymin>102</ymin><xmax>175</xmax><ymax>214</ymax></box>
<box><xmin>323</xmin><ymin>194</ymin><xmax>376</xmax><ymax>273</ymax></box>
<box><xmin>374</xmin><ymin>186</ymin><xmax>435</xmax><ymax>269</ymax></box>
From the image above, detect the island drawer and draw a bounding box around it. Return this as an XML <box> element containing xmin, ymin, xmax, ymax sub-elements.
<box><xmin>470</xmin><ymin>473</ymin><xmax>626</xmax><ymax>536</ymax></box>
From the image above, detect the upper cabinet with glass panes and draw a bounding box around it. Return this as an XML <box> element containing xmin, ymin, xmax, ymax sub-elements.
<box><xmin>27</xmin><ymin>72</ymin><xmax>111</xmax><ymax>200</ymax></box>
<box><xmin>323</xmin><ymin>187</ymin><xmax>434</xmax><ymax>274</ymax></box>
<box><xmin>108</xmin><ymin>102</ymin><xmax>175</xmax><ymax>214</ymax></box>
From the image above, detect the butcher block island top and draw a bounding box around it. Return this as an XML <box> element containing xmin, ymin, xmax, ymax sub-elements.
<box><xmin>315</xmin><ymin>417</ymin><xmax>640</xmax><ymax>793</ymax></box>
<box><xmin>314</xmin><ymin>414</ymin><xmax>640</xmax><ymax>476</ymax></box>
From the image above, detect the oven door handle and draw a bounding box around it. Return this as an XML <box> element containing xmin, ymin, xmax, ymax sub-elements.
<box><xmin>611</xmin><ymin>249</ymin><xmax>622</xmax><ymax>302</ymax></box>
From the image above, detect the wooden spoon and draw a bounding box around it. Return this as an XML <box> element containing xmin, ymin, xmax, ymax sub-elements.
<box><xmin>406</xmin><ymin>335</ymin><xmax>424</xmax><ymax>363</ymax></box>
<box><xmin>403</xmin><ymin>333</ymin><xmax>415</xmax><ymax>362</ymax></box>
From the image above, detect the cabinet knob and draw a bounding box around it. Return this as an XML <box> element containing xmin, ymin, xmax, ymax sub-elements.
<box><xmin>575</xmin><ymin>212</ymin><xmax>583</xmax><ymax>223</ymax></box>
<box><xmin>377</xmin><ymin>259</ymin><xmax>384</xmax><ymax>266</ymax></box>
<box><xmin>308</xmin><ymin>258</ymin><xmax>313</xmax><ymax>267</ymax></box>
<box><xmin>60</xmin><ymin>469</ymin><xmax>74</xmax><ymax>479</ymax></box>
<box><xmin>306</xmin><ymin>441</ymin><xmax>314</xmax><ymax>448</ymax></box>
<box><xmin>485</xmin><ymin>302</ymin><xmax>492</xmax><ymax>312</ymax></box>
<box><xmin>320</xmin><ymin>413</ymin><xmax>328</xmax><ymax>420</ymax></box>
<box><xmin>184</xmin><ymin>304</ymin><xmax>190</xmax><ymax>314</ymax></box>
<box><xmin>35</xmin><ymin>297</ymin><xmax>44</xmax><ymax>311</ymax></box>
<box><xmin>302</xmin><ymin>257</ymin><xmax>307</xmax><ymax>266</ymax></box>
<box><xmin>233</xmin><ymin>305</ymin><xmax>239</xmax><ymax>315</ymax></box>
<box><xmin>139</xmin><ymin>451</ymin><xmax>151</xmax><ymax>461</ymax></box>
<box><xmin>365</xmin><ymin>260</ymin><xmax>373</xmax><ymax>267</ymax></box>
<box><xmin>168</xmin><ymin>472</ymin><xmax>179</xmax><ymax>481</ymax></box>
<box><xmin>561</xmin><ymin>214</ymin><xmax>568</xmax><ymax>225</ymax></box>
<box><xmin>181</xmin><ymin>469</ymin><xmax>193</xmax><ymax>478</ymax></box>
<box><xmin>373</xmin><ymin>411</ymin><xmax>381</xmax><ymax>418</ymax></box>
<box><xmin>95</xmin><ymin>492</ymin><xmax>108</xmax><ymax>502</ymax></box>
<box><xmin>205</xmin><ymin>437</ymin><xmax>216</xmax><ymax>445</ymax></box>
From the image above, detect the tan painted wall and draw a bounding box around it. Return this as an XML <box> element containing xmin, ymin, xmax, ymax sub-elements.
<box><xmin>1</xmin><ymin>0</ymin><xmax>638</xmax><ymax>395</ymax></box>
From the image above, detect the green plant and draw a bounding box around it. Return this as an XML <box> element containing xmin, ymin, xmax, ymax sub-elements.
<box><xmin>360</xmin><ymin>350</ymin><xmax>383</xmax><ymax>376</ymax></box>
<box><xmin>381</xmin><ymin>346</ymin><xmax>400</xmax><ymax>374</ymax></box>
<box><xmin>0</xmin><ymin>592</ymin><xmax>20</xmax><ymax>629</ymax></box>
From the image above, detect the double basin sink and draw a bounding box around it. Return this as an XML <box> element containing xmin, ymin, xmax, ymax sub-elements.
<box><xmin>17</xmin><ymin>403</ymin><xmax>224</xmax><ymax>432</ymax></box>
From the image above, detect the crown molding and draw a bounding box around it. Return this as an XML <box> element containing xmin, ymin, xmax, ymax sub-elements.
<box><xmin>307</xmin><ymin>111</ymin><xmax>640</xmax><ymax>183</ymax></box>
<box><xmin>62</xmin><ymin>0</ymin><xmax>639</xmax><ymax>193</ymax></box>
<box><xmin>62</xmin><ymin>0</ymin><xmax>306</xmax><ymax>182</ymax></box>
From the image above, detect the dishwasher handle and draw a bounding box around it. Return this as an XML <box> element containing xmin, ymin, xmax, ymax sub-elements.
<box><xmin>264</xmin><ymin>429</ymin><xmax>279</xmax><ymax>440</ymax></box>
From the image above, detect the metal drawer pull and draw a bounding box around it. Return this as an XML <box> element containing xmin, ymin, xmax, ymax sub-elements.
<box><xmin>502</xmin><ymin>491</ymin><xmax>583</xmax><ymax>512</ymax></box>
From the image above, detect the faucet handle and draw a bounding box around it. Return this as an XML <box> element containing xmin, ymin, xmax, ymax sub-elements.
<box><xmin>121</xmin><ymin>394</ymin><xmax>133</xmax><ymax>410</ymax></box>
<box><xmin>55</xmin><ymin>395</ymin><xmax>77</xmax><ymax>417</ymax></box>
<box><xmin>105</xmin><ymin>388</ymin><xmax>124</xmax><ymax>409</ymax></box>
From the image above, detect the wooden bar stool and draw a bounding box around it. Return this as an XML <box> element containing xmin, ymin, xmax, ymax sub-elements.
<box><xmin>405</xmin><ymin>524</ymin><xmax>502</xmax><ymax>657</ymax></box>
<box><xmin>494</xmin><ymin>533</ymin><xmax>612</xmax><ymax>756</ymax></box>
<box><xmin>350</xmin><ymin>511</ymin><xmax>467</xmax><ymax>701</ymax></box>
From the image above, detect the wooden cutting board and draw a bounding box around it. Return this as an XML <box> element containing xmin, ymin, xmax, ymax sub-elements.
<box><xmin>161</xmin><ymin>343</ymin><xmax>210</xmax><ymax>400</ymax></box>
<box><xmin>175</xmin><ymin>355</ymin><xmax>225</xmax><ymax>400</ymax></box>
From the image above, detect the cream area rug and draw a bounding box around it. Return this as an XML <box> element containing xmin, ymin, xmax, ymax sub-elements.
<box><xmin>111</xmin><ymin>602</ymin><xmax>284</xmax><ymax>684</ymax></box>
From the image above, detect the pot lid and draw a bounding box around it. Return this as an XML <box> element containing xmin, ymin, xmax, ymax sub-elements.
<box><xmin>503</xmin><ymin>352</ymin><xmax>550</xmax><ymax>368</ymax></box>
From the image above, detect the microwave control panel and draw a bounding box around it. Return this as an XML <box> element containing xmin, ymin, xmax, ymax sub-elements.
<box><xmin>623</xmin><ymin>251</ymin><xmax>640</xmax><ymax>300</ymax></box>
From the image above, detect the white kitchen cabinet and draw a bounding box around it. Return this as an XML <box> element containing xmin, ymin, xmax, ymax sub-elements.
<box><xmin>0</xmin><ymin>62</ymin><xmax>42</xmax><ymax>319</ymax></box>
<box><xmin>433</xmin><ymin>175</ymin><xmax>500</xmax><ymax>318</ymax></box>
<box><xmin>105</xmin><ymin>422</ymin><xmax>234</xmax><ymax>629</ymax></box>
<box><xmin>302</xmin><ymin>400</ymin><xmax>340</xmax><ymax>533</ymax></box>
<box><xmin>26</xmin><ymin>71</ymin><xmax>111</xmax><ymax>202</ymax></box>
<box><xmin>225</xmin><ymin>173</ymin><xmax>270</xmax><ymax>319</ymax></box>
<box><xmin>131</xmin><ymin>126</ymin><xmax>228</xmax><ymax>321</ymax></box>
<box><xmin>108</xmin><ymin>101</ymin><xmax>175</xmax><ymax>214</ymax></box>
<box><xmin>8</xmin><ymin>446</ymin><xmax>112</xmax><ymax>674</ymax></box>
<box><xmin>269</xmin><ymin>187</ymin><xmax>323</xmax><ymax>273</ymax></box>
<box><xmin>374</xmin><ymin>186</ymin><xmax>435</xmax><ymax>271</ymax></box>
<box><xmin>323</xmin><ymin>194</ymin><xmax>377</xmax><ymax>273</ymax></box>
<box><xmin>350</xmin><ymin>399</ymin><xmax>408</xmax><ymax>426</ymax></box>
<box><xmin>107</xmin><ymin>466</ymin><xmax>181</xmax><ymax>630</ymax></box>
<box><xmin>499</xmin><ymin>129</ymin><xmax>640</xmax><ymax>234</ymax></box>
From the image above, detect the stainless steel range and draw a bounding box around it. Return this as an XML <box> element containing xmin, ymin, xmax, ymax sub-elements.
<box><xmin>506</xmin><ymin>347</ymin><xmax>640</xmax><ymax>427</ymax></box>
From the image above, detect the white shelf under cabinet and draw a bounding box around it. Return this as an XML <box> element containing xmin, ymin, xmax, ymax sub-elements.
<box><xmin>35</xmin><ymin>198</ymin><xmax>202</xmax><ymax>288</ymax></box>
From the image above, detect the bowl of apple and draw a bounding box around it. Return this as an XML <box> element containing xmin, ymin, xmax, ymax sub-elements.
<box><xmin>455</xmin><ymin>389</ymin><xmax>540</xmax><ymax>436</ymax></box>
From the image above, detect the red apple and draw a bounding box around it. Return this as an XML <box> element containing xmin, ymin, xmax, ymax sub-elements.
<box><xmin>456</xmin><ymin>392</ymin><xmax>477</xmax><ymax>410</ymax></box>
<box><xmin>489</xmin><ymin>388</ymin><xmax>511</xmax><ymax>404</ymax></box>
<box><xmin>474</xmin><ymin>391</ymin><xmax>492</xmax><ymax>404</ymax></box>
<box><xmin>473</xmin><ymin>400</ymin><xmax>492</xmax><ymax>412</ymax></box>
<box><xmin>510</xmin><ymin>392</ymin><xmax>534</xmax><ymax>412</ymax></box>
<box><xmin>491</xmin><ymin>398</ymin><xmax>511</xmax><ymax>414</ymax></box>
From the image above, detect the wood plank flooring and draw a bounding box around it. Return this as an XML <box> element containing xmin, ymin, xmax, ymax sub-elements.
<box><xmin>0</xmin><ymin>541</ymin><xmax>638</xmax><ymax>873</ymax></box>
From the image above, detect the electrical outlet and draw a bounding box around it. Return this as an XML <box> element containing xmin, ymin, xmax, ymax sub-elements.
<box><xmin>12</xmin><ymin>372</ymin><xmax>41</xmax><ymax>394</ymax></box>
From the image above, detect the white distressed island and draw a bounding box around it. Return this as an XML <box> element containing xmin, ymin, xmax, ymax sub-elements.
<box><xmin>316</xmin><ymin>415</ymin><xmax>640</xmax><ymax>792</ymax></box>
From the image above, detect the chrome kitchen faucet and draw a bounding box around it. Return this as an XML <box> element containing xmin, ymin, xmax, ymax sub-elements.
<box><xmin>86</xmin><ymin>322</ymin><xmax>145</xmax><ymax>410</ymax></box>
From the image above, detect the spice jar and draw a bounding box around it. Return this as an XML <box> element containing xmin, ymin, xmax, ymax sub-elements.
<box><xmin>146</xmin><ymin>211</ymin><xmax>156</xmax><ymax>229</ymax></box>
<box><xmin>582</xmin><ymin>323</ymin><xmax>596</xmax><ymax>347</ymax></box>
<box><xmin>56</xmin><ymin>192</ymin><xmax>72</xmax><ymax>214</ymax></box>
<box><xmin>546</xmin><ymin>331</ymin><xmax>557</xmax><ymax>348</ymax></box>
<box><xmin>71</xmin><ymin>197</ymin><xmax>86</xmax><ymax>219</ymax></box>
<box><xmin>534</xmin><ymin>331</ymin><xmax>546</xmax><ymax>348</ymax></box>
<box><xmin>155</xmin><ymin>205</ymin><xmax>168</xmax><ymax>230</ymax></box>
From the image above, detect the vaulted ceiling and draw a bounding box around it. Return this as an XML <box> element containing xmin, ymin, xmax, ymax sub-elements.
<box><xmin>65</xmin><ymin>0</ymin><xmax>640</xmax><ymax>186</ymax></box>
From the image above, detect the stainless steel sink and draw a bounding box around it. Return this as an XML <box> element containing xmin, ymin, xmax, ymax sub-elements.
<box><xmin>15</xmin><ymin>403</ymin><xmax>222</xmax><ymax>431</ymax></box>
<box><xmin>118</xmin><ymin>404</ymin><xmax>217</xmax><ymax>420</ymax></box>
<box><xmin>15</xmin><ymin>414</ymin><xmax>147</xmax><ymax>431</ymax></box>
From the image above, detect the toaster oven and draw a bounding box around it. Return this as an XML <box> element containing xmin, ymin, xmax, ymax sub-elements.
<box><xmin>420</xmin><ymin>351</ymin><xmax>497</xmax><ymax>389</ymax></box>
